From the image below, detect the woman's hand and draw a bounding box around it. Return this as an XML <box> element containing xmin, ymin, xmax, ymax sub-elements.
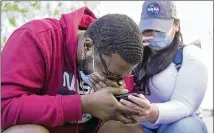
<box><xmin>120</xmin><ymin>94</ymin><xmax>152</xmax><ymax>122</ymax></box>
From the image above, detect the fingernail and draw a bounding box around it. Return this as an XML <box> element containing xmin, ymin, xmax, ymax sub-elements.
<box><xmin>118</xmin><ymin>80</ymin><xmax>123</xmax><ymax>85</ymax></box>
<box><xmin>120</xmin><ymin>99</ymin><xmax>124</xmax><ymax>102</ymax></box>
<box><xmin>123</xmin><ymin>89</ymin><xmax>129</xmax><ymax>93</ymax></box>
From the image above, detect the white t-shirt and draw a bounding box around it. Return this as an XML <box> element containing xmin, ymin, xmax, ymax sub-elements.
<box><xmin>140</xmin><ymin>45</ymin><xmax>208</xmax><ymax>128</ymax></box>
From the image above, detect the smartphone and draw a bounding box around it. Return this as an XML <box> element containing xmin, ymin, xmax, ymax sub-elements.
<box><xmin>115</xmin><ymin>93</ymin><xmax>138</xmax><ymax>101</ymax></box>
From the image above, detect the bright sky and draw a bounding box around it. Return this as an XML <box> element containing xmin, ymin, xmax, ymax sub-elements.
<box><xmin>97</xmin><ymin>1</ymin><xmax>213</xmax><ymax>43</ymax></box>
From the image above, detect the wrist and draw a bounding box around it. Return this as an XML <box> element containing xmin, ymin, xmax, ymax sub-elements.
<box><xmin>146</xmin><ymin>104</ymin><xmax>159</xmax><ymax>123</ymax></box>
<box><xmin>80</xmin><ymin>95</ymin><xmax>93</xmax><ymax>114</ymax></box>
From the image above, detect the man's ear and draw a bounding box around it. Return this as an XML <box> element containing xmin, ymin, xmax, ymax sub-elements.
<box><xmin>84</xmin><ymin>38</ymin><xmax>93</xmax><ymax>52</ymax></box>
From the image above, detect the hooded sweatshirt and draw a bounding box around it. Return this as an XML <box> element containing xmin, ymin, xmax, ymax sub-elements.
<box><xmin>1</xmin><ymin>7</ymin><xmax>97</xmax><ymax>133</ymax></box>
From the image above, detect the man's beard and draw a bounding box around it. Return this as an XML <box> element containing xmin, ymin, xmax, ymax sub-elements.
<box><xmin>79</xmin><ymin>56</ymin><xmax>94</xmax><ymax>75</ymax></box>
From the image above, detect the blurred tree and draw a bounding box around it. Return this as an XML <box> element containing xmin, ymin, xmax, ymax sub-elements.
<box><xmin>1</xmin><ymin>1</ymin><xmax>101</xmax><ymax>50</ymax></box>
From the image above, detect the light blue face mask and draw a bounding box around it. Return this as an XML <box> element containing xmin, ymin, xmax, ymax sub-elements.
<box><xmin>79</xmin><ymin>71</ymin><xmax>93</xmax><ymax>86</ymax></box>
<box><xmin>145</xmin><ymin>32</ymin><xmax>173</xmax><ymax>51</ymax></box>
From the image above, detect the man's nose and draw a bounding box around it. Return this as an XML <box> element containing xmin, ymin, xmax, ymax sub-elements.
<box><xmin>142</xmin><ymin>30</ymin><xmax>155</xmax><ymax>36</ymax></box>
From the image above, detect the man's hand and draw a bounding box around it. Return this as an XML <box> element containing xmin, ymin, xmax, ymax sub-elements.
<box><xmin>81</xmin><ymin>87</ymin><xmax>141</xmax><ymax>124</ymax></box>
<box><xmin>90</xmin><ymin>73</ymin><xmax>124</xmax><ymax>91</ymax></box>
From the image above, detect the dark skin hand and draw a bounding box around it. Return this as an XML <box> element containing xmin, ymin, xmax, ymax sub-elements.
<box><xmin>81</xmin><ymin>87</ymin><xmax>142</xmax><ymax>124</ymax></box>
<box><xmin>90</xmin><ymin>73</ymin><xmax>124</xmax><ymax>91</ymax></box>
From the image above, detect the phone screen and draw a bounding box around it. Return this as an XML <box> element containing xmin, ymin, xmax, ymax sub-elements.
<box><xmin>115</xmin><ymin>93</ymin><xmax>138</xmax><ymax>101</ymax></box>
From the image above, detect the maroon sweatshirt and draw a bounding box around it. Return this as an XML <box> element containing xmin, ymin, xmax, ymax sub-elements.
<box><xmin>1</xmin><ymin>7</ymin><xmax>96</xmax><ymax>132</ymax></box>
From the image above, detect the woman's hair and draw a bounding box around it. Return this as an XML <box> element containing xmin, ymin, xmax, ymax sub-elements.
<box><xmin>134</xmin><ymin>19</ymin><xmax>183</xmax><ymax>95</ymax></box>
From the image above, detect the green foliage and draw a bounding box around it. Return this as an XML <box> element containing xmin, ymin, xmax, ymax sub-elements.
<box><xmin>9</xmin><ymin>17</ymin><xmax>16</xmax><ymax>27</ymax></box>
<box><xmin>4</xmin><ymin>3</ymin><xmax>21</xmax><ymax>12</ymax></box>
<box><xmin>1</xmin><ymin>1</ymin><xmax>94</xmax><ymax>48</ymax></box>
<box><xmin>54</xmin><ymin>9</ymin><xmax>59</xmax><ymax>15</ymax></box>
<box><xmin>3</xmin><ymin>37</ymin><xmax>7</xmax><ymax>44</ymax></box>
<box><xmin>31</xmin><ymin>2</ymin><xmax>40</xmax><ymax>9</ymax></box>
<box><xmin>3</xmin><ymin>2</ymin><xmax>28</xmax><ymax>13</ymax></box>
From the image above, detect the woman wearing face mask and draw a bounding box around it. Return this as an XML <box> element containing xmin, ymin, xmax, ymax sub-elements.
<box><xmin>120</xmin><ymin>1</ymin><xmax>209</xmax><ymax>133</ymax></box>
